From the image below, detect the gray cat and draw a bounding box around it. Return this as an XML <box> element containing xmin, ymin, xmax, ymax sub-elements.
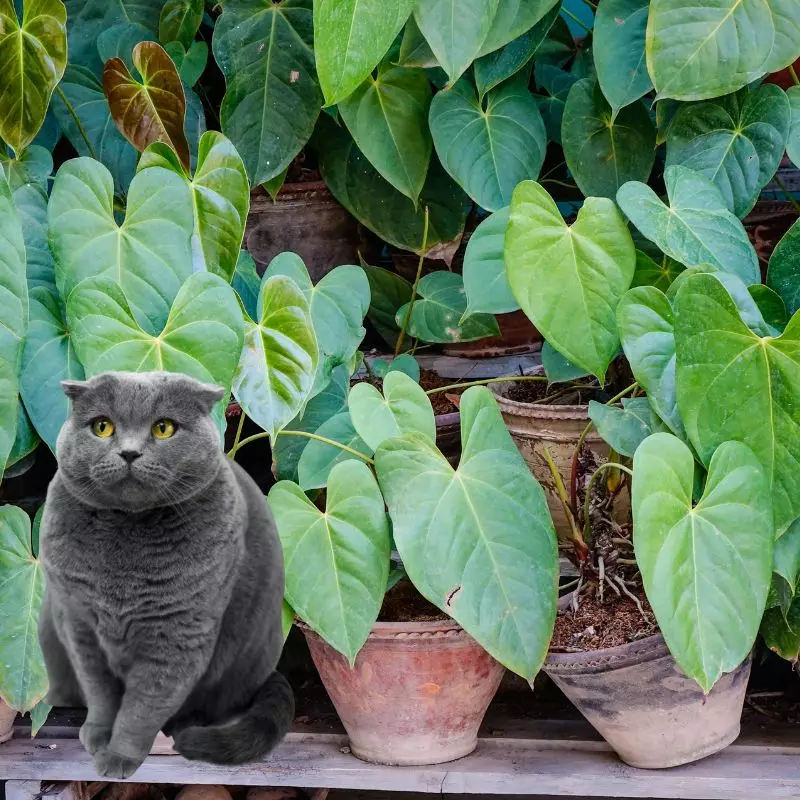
<box><xmin>38</xmin><ymin>371</ymin><xmax>293</xmax><ymax>779</ymax></box>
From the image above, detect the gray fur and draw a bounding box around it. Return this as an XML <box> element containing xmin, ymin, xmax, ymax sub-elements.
<box><xmin>38</xmin><ymin>371</ymin><xmax>293</xmax><ymax>779</ymax></box>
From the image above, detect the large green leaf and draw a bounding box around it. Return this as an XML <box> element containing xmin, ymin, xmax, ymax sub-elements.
<box><xmin>593</xmin><ymin>0</ymin><xmax>651</xmax><ymax>115</ymax></box>
<box><xmin>363</xmin><ymin>263</ymin><xmax>413</xmax><ymax>347</ymax></box>
<box><xmin>375</xmin><ymin>386</ymin><xmax>558</xmax><ymax>679</ymax></box>
<box><xmin>588</xmin><ymin>397</ymin><xmax>652</xmax><ymax>457</ymax></box>
<box><xmin>314</xmin><ymin>0</ymin><xmax>414</xmax><ymax>106</ymax></box>
<box><xmin>505</xmin><ymin>180</ymin><xmax>635</xmax><ymax>381</ymax></box>
<box><xmin>97</xmin><ymin>20</ymin><xmax>151</xmax><ymax>66</ymax></box>
<box><xmin>0</xmin><ymin>0</ymin><xmax>67</xmax><ymax>155</ymax></box>
<box><xmin>665</xmin><ymin>85</ymin><xmax>791</xmax><ymax>217</ymax></box>
<box><xmin>413</xmin><ymin>0</ymin><xmax>499</xmax><ymax>84</ymax></box>
<box><xmin>0</xmin><ymin>505</ymin><xmax>47</xmax><ymax>711</ymax></box>
<box><xmin>633</xmin><ymin>433</ymin><xmax>773</xmax><ymax>692</ymax></box>
<box><xmin>137</xmin><ymin>131</ymin><xmax>251</xmax><ymax>283</ymax></box>
<box><xmin>1</xmin><ymin>145</ymin><xmax>51</xmax><ymax>192</ymax></box>
<box><xmin>0</xmin><ymin>173</ymin><xmax>27</xmax><ymax>475</ymax></box>
<box><xmin>233</xmin><ymin>275</ymin><xmax>319</xmax><ymax>440</ymax></box>
<box><xmin>645</xmin><ymin>0</ymin><xmax>798</xmax><ymax>101</ymax></box>
<box><xmin>20</xmin><ymin>287</ymin><xmax>84</xmax><ymax>453</ymax></box>
<box><xmin>398</xmin><ymin>15</ymin><xmax>437</xmax><ymax>68</ymax></box>
<box><xmin>49</xmin><ymin>157</ymin><xmax>194</xmax><ymax>336</ymax></box>
<box><xmin>394</xmin><ymin>271</ymin><xmax>499</xmax><ymax>344</ymax></box>
<box><xmin>533</xmin><ymin>61</ymin><xmax>578</xmax><ymax>144</ymax></box>
<box><xmin>316</xmin><ymin>118</ymin><xmax>469</xmax><ymax>254</ymax></box>
<box><xmin>767</xmin><ymin>218</ymin><xmax>800</xmax><ymax>316</ymax></box>
<box><xmin>477</xmin><ymin>0</ymin><xmax>558</xmax><ymax>56</ymax></box>
<box><xmin>348</xmin><ymin>371</ymin><xmax>435</xmax><ymax>451</ymax></box>
<box><xmin>474</xmin><ymin>2</ymin><xmax>560</xmax><ymax>100</ymax></box>
<box><xmin>338</xmin><ymin>63</ymin><xmax>432</xmax><ymax>204</ymax></box>
<box><xmin>7</xmin><ymin>401</ymin><xmax>40</xmax><ymax>469</ymax></box>
<box><xmin>67</xmin><ymin>271</ymin><xmax>244</xmax><ymax>401</ymax></box>
<box><xmin>562</xmin><ymin>79</ymin><xmax>655</xmax><ymax>200</ymax></box>
<box><xmin>232</xmin><ymin>249</ymin><xmax>261</xmax><ymax>321</ymax></box>
<box><xmin>541</xmin><ymin>340</ymin><xmax>590</xmax><ymax>383</ymax></box>
<box><xmin>12</xmin><ymin>183</ymin><xmax>54</xmax><ymax>294</ymax></box>
<box><xmin>674</xmin><ymin>272</ymin><xmax>800</xmax><ymax>534</ymax></box>
<box><xmin>269</xmin><ymin>459</ymin><xmax>390</xmax><ymax>662</ymax></box>
<box><xmin>616</xmin><ymin>286</ymin><xmax>683</xmax><ymax>438</ymax></box>
<box><xmin>429</xmin><ymin>76</ymin><xmax>546</xmax><ymax>212</ymax></box>
<box><xmin>617</xmin><ymin>166</ymin><xmax>759</xmax><ymax>284</ymax></box>
<box><xmin>788</xmin><ymin>86</ymin><xmax>800</xmax><ymax>168</ymax></box>
<box><xmin>159</xmin><ymin>0</ymin><xmax>203</xmax><ymax>48</ymax></box>
<box><xmin>463</xmin><ymin>207</ymin><xmax>518</xmax><ymax>315</ymax></box>
<box><xmin>213</xmin><ymin>0</ymin><xmax>323</xmax><ymax>185</ymax></box>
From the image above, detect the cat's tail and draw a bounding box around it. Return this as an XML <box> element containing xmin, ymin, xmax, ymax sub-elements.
<box><xmin>173</xmin><ymin>671</ymin><xmax>294</xmax><ymax>764</ymax></box>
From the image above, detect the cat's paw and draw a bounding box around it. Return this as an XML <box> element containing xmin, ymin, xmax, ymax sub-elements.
<box><xmin>92</xmin><ymin>748</ymin><xmax>143</xmax><ymax>779</ymax></box>
<box><xmin>79</xmin><ymin>722</ymin><xmax>112</xmax><ymax>756</ymax></box>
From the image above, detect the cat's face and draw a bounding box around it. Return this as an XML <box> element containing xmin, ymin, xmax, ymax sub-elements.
<box><xmin>56</xmin><ymin>371</ymin><xmax>225</xmax><ymax>512</ymax></box>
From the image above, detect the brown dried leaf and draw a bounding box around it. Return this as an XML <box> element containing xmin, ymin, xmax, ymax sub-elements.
<box><xmin>103</xmin><ymin>41</ymin><xmax>189</xmax><ymax>170</ymax></box>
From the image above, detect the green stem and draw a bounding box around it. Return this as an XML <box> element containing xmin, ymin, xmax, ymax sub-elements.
<box><xmin>227</xmin><ymin>429</ymin><xmax>375</xmax><ymax>465</ymax></box>
<box><xmin>55</xmin><ymin>86</ymin><xmax>97</xmax><ymax>160</ymax></box>
<box><xmin>583</xmin><ymin>462</ymin><xmax>634</xmax><ymax>542</ymax></box>
<box><xmin>561</xmin><ymin>8</ymin><xmax>592</xmax><ymax>33</ymax></box>
<box><xmin>789</xmin><ymin>64</ymin><xmax>800</xmax><ymax>87</ymax></box>
<box><xmin>541</xmin><ymin>179</ymin><xmax>580</xmax><ymax>190</ymax></box>
<box><xmin>773</xmin><ymin>173</ymin><xmax>800</xmax><ymax>215</ymax></box>
<box><xmin>543</xmin><ymin>446</ymin><xmax>588</xmax><ymax>561</ymax></box>
<box><xmin>580</xmin><ymin>0</ymin><xmax>597</xmax><ymax>9</ymax></box>
<box><xmin>230</xmin><ymin>409</ymin><xmax>246</xmax><ymax>457</ymax></box>
<box><xmin>394</xmin><ymin>206</ymin><xmax>430</xmax><ymax>357</ymax></box>
<box><xmin>425</xmin><ymin>374</ymin><xmax>548</xmax><ymax>396</ymax></box>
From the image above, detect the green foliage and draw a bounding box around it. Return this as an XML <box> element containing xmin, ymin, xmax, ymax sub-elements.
<box><xmin>363</xmin><ymin>263</ymin><xmax>413</xmax><ymax>347</ymax></box>
<box><xmin>767</xmin><ymin>219</ymin><xmax>800</xmax><ymax>316</ymax></box>
<box><xmin>588</xmin><ymin>397</ymin><xmax>652</xmax><ymax>457</ymax></box>
<box><xmin>788</xmin><ymin>86</ymin><xmax>800</xmax><ymax>168</ymax></box>
<box><xmin>159</xmin><ymin>0</ymin><xmax>203</xmax><ymax>49</ymax></box>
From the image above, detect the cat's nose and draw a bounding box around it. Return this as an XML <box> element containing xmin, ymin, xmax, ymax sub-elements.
<box><xmin>119</xmin><ymin>450</ymin><xmax>142</xmax><ymax>464</ymax></box>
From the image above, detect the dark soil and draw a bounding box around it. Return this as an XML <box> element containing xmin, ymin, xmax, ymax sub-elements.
<box><xmin>505</xmin><ymin>378</ymin><xmax>603</xmax><ymax>406</ymax></box>
<box><xmin>550</xmin><ymin>589</ymin><xmax>658</xmax><ymax>651</ymax></box>
<box><xmin>354</xmin><ymin>367</ymin><xmax>465</xmax><ymax>415</ymax></box>
<box><xmin>378</xmin><ymin>579</ymin><xmax>449</xmax><ymax>623</ymax></box>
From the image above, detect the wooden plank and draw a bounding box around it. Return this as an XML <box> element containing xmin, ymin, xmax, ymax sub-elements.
<box><xmin>3</xmin><ymin>730</ymin><xmax>800</xmax><ymax>798</ymax></box>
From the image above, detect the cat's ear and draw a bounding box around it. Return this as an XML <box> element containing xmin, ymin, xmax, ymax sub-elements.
<box><xmin>187</xmin><ymin>381</ymin><xmax>226</xmax><ymax>414</ymax></box>
<box><xmin>61</xmin><ymin>380</ymin><xmax>90</xmax><ymax>400</ymax></box>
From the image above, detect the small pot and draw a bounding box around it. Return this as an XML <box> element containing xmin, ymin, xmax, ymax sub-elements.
<box><xmin>0</xmin><ymin>698</ymin><xmax>16</xmax><ymax>743</ymax></box>
<box><xmin>300</xmin><ymin>619</ymin><xmax>504</xmax><ymax>766</ymax></box>
<box><xmin>544</xmin><ymin>634</ymin><xmax>751</xmax><ymax>769</ymax></box>
<box><xmin>245</xmin><ymin>182</ymin><xmax>367</xmax><ymax>281</ymax></box>
<box><xmin>442</xmin><ymin>311</ymin><xmax>543</xmax><ymax>358</ymax></box>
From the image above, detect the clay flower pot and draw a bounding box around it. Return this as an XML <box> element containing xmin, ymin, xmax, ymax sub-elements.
<box><xmin>300</xmin><ymin>619</ymin><xmax>504</xmax><ymax>766</ymax></box>
<box><xmin>0</xmin><ymin>698</ymin><xmax>15</xmax><ymax>743</ymax></box>
<box><xmin>442</xmin><ymin>311</ymin><xmax>543</xmax><ymax>358</ymax></box>
<box><xmin>544</xmin><ymin>634</ymin><xmax>751</xmax><ymax>768</ymax></box>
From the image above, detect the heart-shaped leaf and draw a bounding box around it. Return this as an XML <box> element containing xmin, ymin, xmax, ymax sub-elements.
<box><xmin>395</xmin><ymin>271</ymin><xmax>499</xmax><ymax>344</ymax></box>
<box><xmin>233</xmin><ymin>275</ymin><xmax>319</xmax><ymax>440</ymax></box>
<box><xmin>159</xmin><ymin>0</ymin><xmax>203</xmax><ymax>48</ymax></box>
<box><xmin>314</xmin><ymin>0</ymin><xmax>415</xmax><ymax>106</ymax></box>
<box><xmin>12</xmin><ymin>183</ymin><xmax>54</xmax><ymax>295</ymax></box>
<box><xmin>617</xmin><ymin>286</ymin><xmax>683</xmax><ymax>438</ymax></box>
<box><xmin>463</xmin><ymin>207</ymin><xmax>519</xmax><ymax>316</ymax></box>
<box><xmin>363</xmin><ymin>263</ymin><xmax>413</xmax><ymax>347</ymax></box>
<box><xmin>375</xmin><ymin>386</ymin><xmax>558</xmax><ymax>679</ymax></box>
<box><xmin>97</xmin><ymin>21</ymin><xmax>151</xmax><ymax>66</ymax></box>
<box><xmin>49</xmin><ymin>157</ymin><xmax>194</xmax><ymax>335</ymax></box>
<box><xmin>269</xmin><ymin>459</ymin><xmax>391</xmax><ymax>662</ymax></box>
<box><xmin>505</xmin><ymin>180</ymin><xmax>635</xmax><ymax>381</ymax></box>
<box><xmin>349</xmin><ymin>371</ymin><xmax>435</xmax><ymax>451</ymax></box>
<box><xmin>666</xmin><ymin>85</ymin><xmax>791</xmax><ymax>217</ymax></box>
<box><xmin>767</xmin><ymin>218</ymin><xmax>800</xmax><ymax>316</ymax></box>
<box><xmin>593</xmin><ymin>0</ymin><xmax>651</xmax><ymax>115</ymax></box>
<box><xmin>297</xmin><ymin>411</ymin><xmax>373</xmax><ymax>490</ymax></box>
<box><xmin>674</xmin><ymin>272</ymin><xmax>800</xmax><ymax>534</ymax></box>
<box><xmin>0</xmin><ymin>0</ymin><xmax>67</xmax><ymax>155</ymax></box>
<box><xmin>562</xmin><ymin>79</ymin><xmax>655</xmax><ymax>200</ymax></box>
<box><xmin>617</xmin><ymin>166</ymin><xmax>759</xmax><ymax>284</ymax></box>
<box><xmin>213</xmin><ymin>0</ymin><xmax>322</xmax><ymax>185</ymax></box>
<box><xmin>633</xmin><ymin>433</ymin><xmax>773</xmax><ymax>691</ymax></box>
<box><xmin>477</xmin><ymin>0</ymin><xmax>559</xmax><ymax>57</ymax></box>
<box><xmin>589</xmin><ymin>397</ymin><xmax>652</xmax><ymax>457</ymax></box>
<box><xmin>1</xmin><ymin>146</ymin><xmax>52</xmax><ymax>192</ymax></box>
<box><xmin>474</xmin><ymin>2</ymin><xmax>560</xmax><ymax>100</ymax></box>
<box><xmin>0</xmin><ymin>173</ymin><xmax>27</xmax><ymax>474</ymax></box>
<box><xmin>20</xmin><ymin>287</ymin><xmax>84</xmax><ymax>453</ymax></box>
<box><xmin>631</xmin><ymin>248</ymin><xmax>685</xmax><ymax>293</ymax></box>
<box><xmin>788</xmin><ymin>86</ymin><xmax>800</xmax><ymax>168</ymax></box>
<box><xmin>165</xmin><ymin>39</ymin><xmax>208</xmax><ymax>87</ymax></box>
<box><xmin>413</xmin><ymin>0</ymin><xmax>499</xmax><ymax>84</ymax></box>
<box><xmin>232</xmin><ymin>249</ymin><xmax>260</xmax><ymax>321</ymax></box>
<box><xmin>541</xmin><ymin>341</ymin><xmax>590</xmax><ymax>383</ymax></box>
<box><xmin>339</xmin><ymin>63</ymin><xmax>432</xmax><ymax>205</ymax></box>
<box><xmin>68</xmin><ymin>271</ymin><xmax>244</xmax><ymax>398</ymax></box>
<box><xmin>103</xmin><ymin>41</ymin><xmax>190</xmax><ymax>171</ymax></box>
<box><xmin>430</xmin><ymin>76</ymin><xmax>546</xmax><ymax>212</ymax></box>
<box><xmin>138</xmin><ymin>131</ymin><xmax>250</xmax><ymax>283</ymax></box>
<box><xmin>316</xmin><ymin>117</ymin><xmax>469</xmax><ymax>254</ymax></box>
<box><xmin>371</xmin><ymin>353</ymin><xmax>420</xmax><ymax>382</ymax></box>
<box><xmin>533</xmin><ymin>62</ymin><xmax>578</xmax><ymax>143</ymax></box>
<box><xmin>0</xmin><ymin>504</ymin><xmax>47</xmax><ymax>711</ymax></box>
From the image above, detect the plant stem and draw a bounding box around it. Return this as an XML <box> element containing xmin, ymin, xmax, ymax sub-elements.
<box><xmin>543</xmin><ymin>446</ymin><xmax>589</xmax><ymax>561</ymax></box>
<box><xmin>773</xmin><ymin>174</ymin><xmax>800</xmax><ymax>214</ymax></box>
<box><xmin>394</xmin><ymin>207</ymin><xmax>429</xmax><ymax>357</ymax></box>
<box><xmin>230</xmin><ymin>410</ymin><xmax>247</xmax><ymax>457</ymax></box>
<box><xmin>580</xmin><ymin>0</ymin><xmax>597</xmax><ymax>9</ymax></box>
<box><xmin>227</xmin><ymin>429</ymin><xmax>375</xmax><ymax>465</ymax></box>
<box><xmin>541</xmin><ymin>179</ymin><xmax>579</xmax><ymax>190</ymax></box>
<box><xmin>561</xmin><ymin>8</ymin><xmax>592</xmax><ymax>33</ymax></box>
<box><xmin>789</xmin><ymin>64</ymin><xmax>800</xmax><ymax>87</ymax></box>
<box><xmin>583</xmin><ymin>462</ymin><xmax>634</xmax><ymax>541</ymax></box>
<box><xmin>425</xmin><ymin>374</ymin><xmax>548</xmax><ymax>396</ymax></box>
<box><xmin>55</xmin><ymin>86</ymin><xmax>98</xmax><ymax>160</ymax></box>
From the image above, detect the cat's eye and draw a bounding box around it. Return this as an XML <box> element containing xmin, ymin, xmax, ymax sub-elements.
<box><xmin>152</xmin><ymin>419</ymin><xmax>176</xmax><ymax>439</ymax></box>
<box><xmin>91</xmin><ymin>418</ymin><xmax>114</xmax><ymax>438</ymax></box>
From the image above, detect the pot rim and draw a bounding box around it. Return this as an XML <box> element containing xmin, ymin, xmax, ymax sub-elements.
<box><xmin>249</xmin><ymin>180</ymin><xmax>331</xmax><ymax>202</ymax></box>
<box><xmin>297</xmin><ymin>616</ymin><xmax>468</xmax><ymax>641</ymax></box>
<box><xmin>545</xmin><ymin>632</ymin><xmax>670</xmax><ymax>673</ymax></box>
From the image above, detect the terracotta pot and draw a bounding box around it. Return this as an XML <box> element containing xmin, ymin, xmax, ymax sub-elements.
<box><xmin>0</xmin><ymin>698</ymin><xmax>15</xmax><ymax>743</ymax></box>
<box><xmin>245</xmin><ymin>183</ymin><xmax>365</xmax><ymax>281</ymax></box>
<box><xmin>300</xmin><ymin>620</ymin><xmax>504</xmax><ymax>766</ymax></box>
<box><xmin>490</xmin><ymin>368</ymin><xmax>629</xmax><ymax>538</ymax></box>
<box><xmin>544</xmin><ymin>634</ymin><xmax>751</xmax><ymax>769</ymax></box>
<box><xmin>442</xmin><ymin>311</ymin><xmax>542</xmax><ymax>358</ymax></box>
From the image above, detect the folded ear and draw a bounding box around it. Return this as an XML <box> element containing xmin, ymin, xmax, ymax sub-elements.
<box><xmin>184</xmin><ymin>379</ymin><xmax>226</xmax><ymax>414</ymax></box>
<box><xmin>61</xmin><ymin>380</ymin><xmax>90</xmax><ymax>400</ymax></box>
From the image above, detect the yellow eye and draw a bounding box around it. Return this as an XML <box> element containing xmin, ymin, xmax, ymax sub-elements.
<box><xmin>91</xmin><ymin>418</ymin><xmax>114</xmax><ymax>438</ymax></box>
<box><xmin>152</xmin><ymin>419</ymin><xmax>176</xmax><ymax>439</ymax></box>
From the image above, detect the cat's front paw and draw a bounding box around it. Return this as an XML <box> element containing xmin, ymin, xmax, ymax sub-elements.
<box><xmin>79</xmin><ymin>722</ymin><xmax>112</xmax><ymax>756</ymax></box>
<box><xmin>92</xmin><ymin>748</ymin><xmax>144</xmax><ymax>779</ymax></box>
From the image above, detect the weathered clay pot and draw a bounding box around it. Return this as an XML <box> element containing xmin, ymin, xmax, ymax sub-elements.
<box><xmin>442</xmin><ymin>311</ymin><xmax>543</xmax><ymax>358</ymax></box>
<box><xmin>544</xmin><ymin>634</ymin><xmax>751</xmax><ymax>769</ymax></box>
<box><xmin>0</xmin><ymin>698</ymin><xmax>15</xmax><ymax>743</ymax></box>
<box><xmin>245</xmin><ymin>183</ymin><xmax>364</xmax><ymax>280</ymax></box>
<box><xmin>301</xmin><ymin>620</ymin><xmax>504</xmax><ymax>766</ymax></box>
<box><xmin>490</xmin><ymin>368</ymin><xmax>629</xmax><ymax>538</ymax></box>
